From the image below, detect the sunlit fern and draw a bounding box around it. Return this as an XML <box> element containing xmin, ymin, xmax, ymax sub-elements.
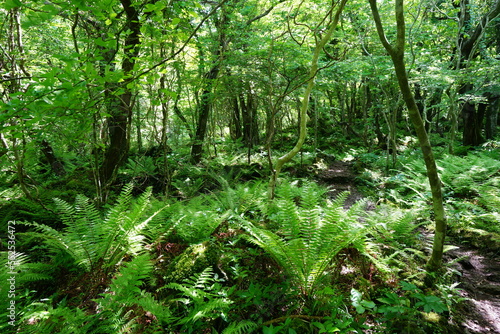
<box><xmin>22</xmin><ymin>184</ymin><xmax>165</xmax><ymax>272</ymax></box>
<box><xmin>163</xmin><ymin>267</ymin><xmax>233</xmax><ymax>331</ymax></box>
<box><xmin>99</xmin><ymin>253</ymin><xmax>175</xmax><ymax>329</ymax></box>
<box><xmin>242</xmin><ymin>182</ymin><xmax>369</xmax><ymax>296</ymax></box>
<box><xmin>20</xmin><ymin>254</ymin><xmax>174</xmax><ymax>333</ymax></box>
<box><xmin>0</xmin><ymin>252</ymin><xmax>51</xmax><ymax>333</ymax></box>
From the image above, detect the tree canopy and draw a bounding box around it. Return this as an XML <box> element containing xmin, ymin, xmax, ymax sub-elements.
<box><xmin>1</xmin><ymin>0</ymin><xmax>500</xmax><ymax>332</ymax></box>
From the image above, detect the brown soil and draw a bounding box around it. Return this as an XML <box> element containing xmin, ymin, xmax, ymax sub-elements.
<box><xmin>316</xmin><ymin>160</ymin><xmax>500</xmax><ymax>334</ymax></box>
<box><xmin>316</xmin><ymin>160</ymin><xmax>365</xmax><ymax>208</ymax></box>
<box><xmin>446</xmin><ymin>243</ymin><xmax>500</xmax><ymax>333</ymax></box>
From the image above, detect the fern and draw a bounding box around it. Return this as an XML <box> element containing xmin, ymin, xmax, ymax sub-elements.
<box><xmin>21</xmin><ymin>184</ymin><xmax>166</xmax><ymax>272</ymax></box>
<box><xmin>168</xmin><ymin>196</ymin><xmax>226</xmax><ymax>244</ymax></box>
<box><xmin>98</xmin><ymin>253</ymin><xmax>175</xmax><ymax>327</ymax></box>
<box><xmin>362</xmin><ymin>205</ymin><xmax>428</xmax><ymax>274</ymax></box>
<box><xmin>18</xmin><ymin>302</ymin><xmax>110</xmax><ymax>334</ymax></box>
<box><xmin>165</xmin><ymin>267</ymin><xmax>233</xmax><ymax>331</ymax></box>
<box><xmin>243</xmin><ymin>182</ymin><xmax>369</xmax><ymax>296</ymax></box>
<box><xmin>0</xmin><ymin>252</ymin><xmax>52</xmax><ymax>333</ymax></box>
<box><xmin>221</xmin><ymin>320</ymin><xmax>258</xmax><ymax>334</ymax></box>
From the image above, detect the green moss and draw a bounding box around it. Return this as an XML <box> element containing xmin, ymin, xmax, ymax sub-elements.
<box><xmin>163</xmin><ymin>241</ymin><xmax>220</xmax><ymax>283</ymax></box>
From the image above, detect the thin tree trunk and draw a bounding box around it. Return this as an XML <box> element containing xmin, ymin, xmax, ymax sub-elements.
<box><xmin>268</xmin><ymin>0</ymin><xmax>347</xmax><ymax>199</ymax></box>
<box><xmin>369</xmin><ymin>0</ymin><xmax>447</xmax><ymax>271</ymax></box>
<box><xmin>190</xmin><ymin>5</ymin><xmax>228</xmax><ymax>164</ymax></box>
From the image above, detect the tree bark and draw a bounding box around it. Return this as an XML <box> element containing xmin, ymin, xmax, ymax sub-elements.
<box><xmin>268</xmin><ymin>0</ymin><xmax>347</xmax><ymax>199</ymax></box>
<box><xmin>231</xmin><ymin>96</ymin><xmax>243</xmax><ymax>140</ymax></box>
<box><xmin>100</xmin><ymin>0</ymin><xmax>141</xmax><ymax>188</ymax></box>
<box><xmin>190</xmin><ymin>4</ymin><xmax>228</xmax><ymax>164</ymax></box>
<box><xmin>41</xmin><ymin>140</ymin><xmax>66</xmax><ymax>176</ymax></box>
<box><xmin>368</xmin><ymin>0</ymin><xmax>447</xmax><ymax>271</ymax></box>
<box><xmin>456</xmin><ymin>0</ymin><xmax>500</xmax><ymax>146</ymax></box>
<box><xmin>485</xmin><ymin>95</ymin><xmax>499</xmax><ymax>139</ymax></box>
<box><xmin>191</xmin><ymin>64</ymin><xmax>221</xmax><ymax>164</ymax></box>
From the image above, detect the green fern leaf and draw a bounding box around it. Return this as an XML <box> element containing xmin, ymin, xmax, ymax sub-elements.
<box><xmin>222</xmin><ymin>320</ymin><xmax>258</xmax><ymax>334</ymax></box>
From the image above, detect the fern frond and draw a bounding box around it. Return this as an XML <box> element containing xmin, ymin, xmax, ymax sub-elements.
<box><xmin>24</xmin><ymin>185</ymin><xmax>162</xmax><ymax>274</ymax></box>
<box><xmin>103</xmin><ymin>183</ymin><xmax>134</xmax><ymax>229</ymax></box>
<box><xmin>222</xmin><ymin>320</ymin><xmax>258</xmax><ymax>334</ymax></box>
<box><xmin>108</xmin><ymin>253</ymin><xmax>153</xmax><ymax>299</ymax></box>
<box><xmin>165</xmin><ymin>267</ymin><xmax>233</xmax><ymax>329</ymax></box>
<box><xmin>243</xmin><ymin>182</ymin><xmax>370</xmax><ymax>296</ymax></box>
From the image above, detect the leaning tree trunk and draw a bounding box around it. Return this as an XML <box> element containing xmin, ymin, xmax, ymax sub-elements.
<box><xmin>369</xmin><ymin>0</ymin><xmax>447</xmax><ymax>271</ymax></box>
<box><xmin>268</xmin><ymin>0</ymin><xmax>347</xmax><ymax>199</ymax></box>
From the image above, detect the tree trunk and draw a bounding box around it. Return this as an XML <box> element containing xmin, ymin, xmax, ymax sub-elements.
<box><xmin>191</xmin><ymin>65</ymin><xmax>220</xmax><ymax>164</ymax></box>
<box><xmin>41</xmin><ymin>140</ymin><xmax>66</xmax><ymax>176</ymax></box>
<box><xmin>268</xmin><ymin>0</ymin><xmax>347</xmax><ymax>199</ymax></box>
<box><xmin>462</xmin><ymin>100</ymin><xmax>485</xmax><ymax>146</ymax></box>
<box><xmin>369</xmin><ymin>0</ymin><xmax>447</xmax><ymax>271</ymax></box>
<box><xmin>456</xmin><ymin>0</ymin><xmax>500</xmax><ymax>147</ymax></box>
<box><xmin>485</xmin><ymin>95</ymin><xmax>499</xmax><ymax>139</ymax></box>
<box><xmin>190</xmin><ymin>5</ymin><xmax>228</xmax><ymax>164</ymax></box>
<box><xmin>100</xmin><ymin>0</ymin><xmax>141</xmax><ymax>188</ymax></box>
<box><xmin>231</xmin><ymin>96</ymin><xmax>243</xmax><ymax>140</ymax></box>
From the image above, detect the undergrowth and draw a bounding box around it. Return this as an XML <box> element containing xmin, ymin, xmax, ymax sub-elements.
<box><xmin>4</xmin><ymin>142</ymin><xmax>496</xmax><ymax>333</ymax></box>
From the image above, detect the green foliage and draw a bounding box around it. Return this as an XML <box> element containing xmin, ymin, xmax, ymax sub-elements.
<box><xmin>17</xmin><ymin>301</ymin><xmax>109</xmax><ymax>334</ymax></box>
<box><xmin>162</xmin><ymin>241</ymin><xmax>218</xmax><ymax>284</ymax></box>
<box><xmin>4</xmin><ymin>0</ymin><xmax>500</xmax><ymax>332</ymax></box>
<box><xmin>164</xmin><ymin>267</ymin><xmax>234</xmax><ymax>333</ymax></box>
<box><xmin>99</xmin><ymin>253</ymin><xmax>174</xmax><ymax>328</ymax></box>
<box><xmin>122</xmin><ymin>156</ymin><xmax>158</xmax><ymax>179</ymax></box>
<box><xmin>364</xmin><ymin>205</ymin><xmax>427</xmax><ymax>274</ymax></box>
<box><xmin>18</xmin><ymin>254</ymin><xmax>170</xmax><ymax>334</ymax></box>
<box><xmin>171</xmin><ymin>165</ymin><xmax>211</xmax><ymax>198</ymax></box>
<box><xmin>211</xmin><ymin>178</ymin><xmax>267</xmax><ymax>216</ymax></box>
<box><xmin>351</xmin><ymin>281</ymin><xmax>448</xmax><ymax>332</ymax></box>
<box><xmin>368</xmin><ymin>150</ymin><xmax>500</xmax><ymax>238</ymax></box>
<box><xmin>438</xmin><ymin>151</ymin><xmax>500</xmax><ymax>235</ymax></box>
<box><xmin>0</xmin><ymin>252</ymin><xmax>51</xmax><ymax>332</ymax></box>
<box><xmin>243</xmin><ymin>181</ymin><xmax>369</xmax><ymax>296</ymax></box>
<box><xmin>167</xmin><ymin>196</ymin><xmax>228</xmax><ymax>244</ymax></box>
<box><xmin>221</xmin><ymin>321</ymin><xmax>258</xmax><ymax>334</ymax></box>
<box><xmin>21</xmin><ymin>184</ymin><xmax>165</xmax><ymax>272</ymax></box>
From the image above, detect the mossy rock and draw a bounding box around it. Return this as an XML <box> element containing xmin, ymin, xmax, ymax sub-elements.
<box><xmin>459</xmin><ymin>228</ymin><xmax>500</xmax><ymax>251</ymax></box>
<box><xmin>162</xmin><ymin>241</ymin><xmax>220</xmax><ymax>283</ymax></box>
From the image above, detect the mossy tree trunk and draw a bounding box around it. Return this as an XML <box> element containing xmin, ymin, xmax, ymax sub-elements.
<box><xmin>268</xmin><ymin>0</ymin><xmax>348</xmax><ymax>199</ymax></box>
<box><xmin>368</xmin><ymin>0</ymin><xmax>447</xmax><ymax>271</ymax></box>
<box><xmin>100</xmin><ymin>0</ymin><xmax>141</xmax><ymax>192</ymax></box>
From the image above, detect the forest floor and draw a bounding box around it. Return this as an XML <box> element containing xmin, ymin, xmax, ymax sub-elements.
<box><xmin>447</xmin><ymin>242</ymin><xmax>500</xmax><ymax>333</ymax></box>
<box><xmin>314</xmin><ymin>160</ymin><xmax>500</xmax><ymax>334</ymax></box>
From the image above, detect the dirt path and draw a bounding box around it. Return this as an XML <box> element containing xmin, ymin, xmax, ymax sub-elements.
<box><xmin>315</xmin><ymin>160</ymin><xmax>365</xmax><ymax>208</ymax></box>
<box><xmin>316</xmin><ymin>160</ymin><xmax>500</xmax><ymax>334</ymax></box>
<box><xmin>447</xmin><ymin>244</ymin><xmax>500</xmax><ymax>333</ymax></box>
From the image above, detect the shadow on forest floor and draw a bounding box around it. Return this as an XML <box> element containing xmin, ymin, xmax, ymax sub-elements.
<box><xmin>447</xmin><ymin>243</ymin><xmax>500</xmax><ymax>333</ymax></box>
<box><xmin>315</xmin><ymin>159</ymin><xmax>500</xmax><ymax>334</ymax></box>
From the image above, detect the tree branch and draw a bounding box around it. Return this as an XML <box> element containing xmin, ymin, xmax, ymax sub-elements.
<box><xmin>368</xmin><ymin>0</ymin><xmax>394</xmax><ymax>54</ymax></box>
<box><xmin>246</xmin><ymin>0</ymin><xmax>286</xmax><ymax>25</ymax></box>
<box><xmin>133</xmin><ymin>0</ymin><xmax>229</xmax><ymax>80</ymax></box>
